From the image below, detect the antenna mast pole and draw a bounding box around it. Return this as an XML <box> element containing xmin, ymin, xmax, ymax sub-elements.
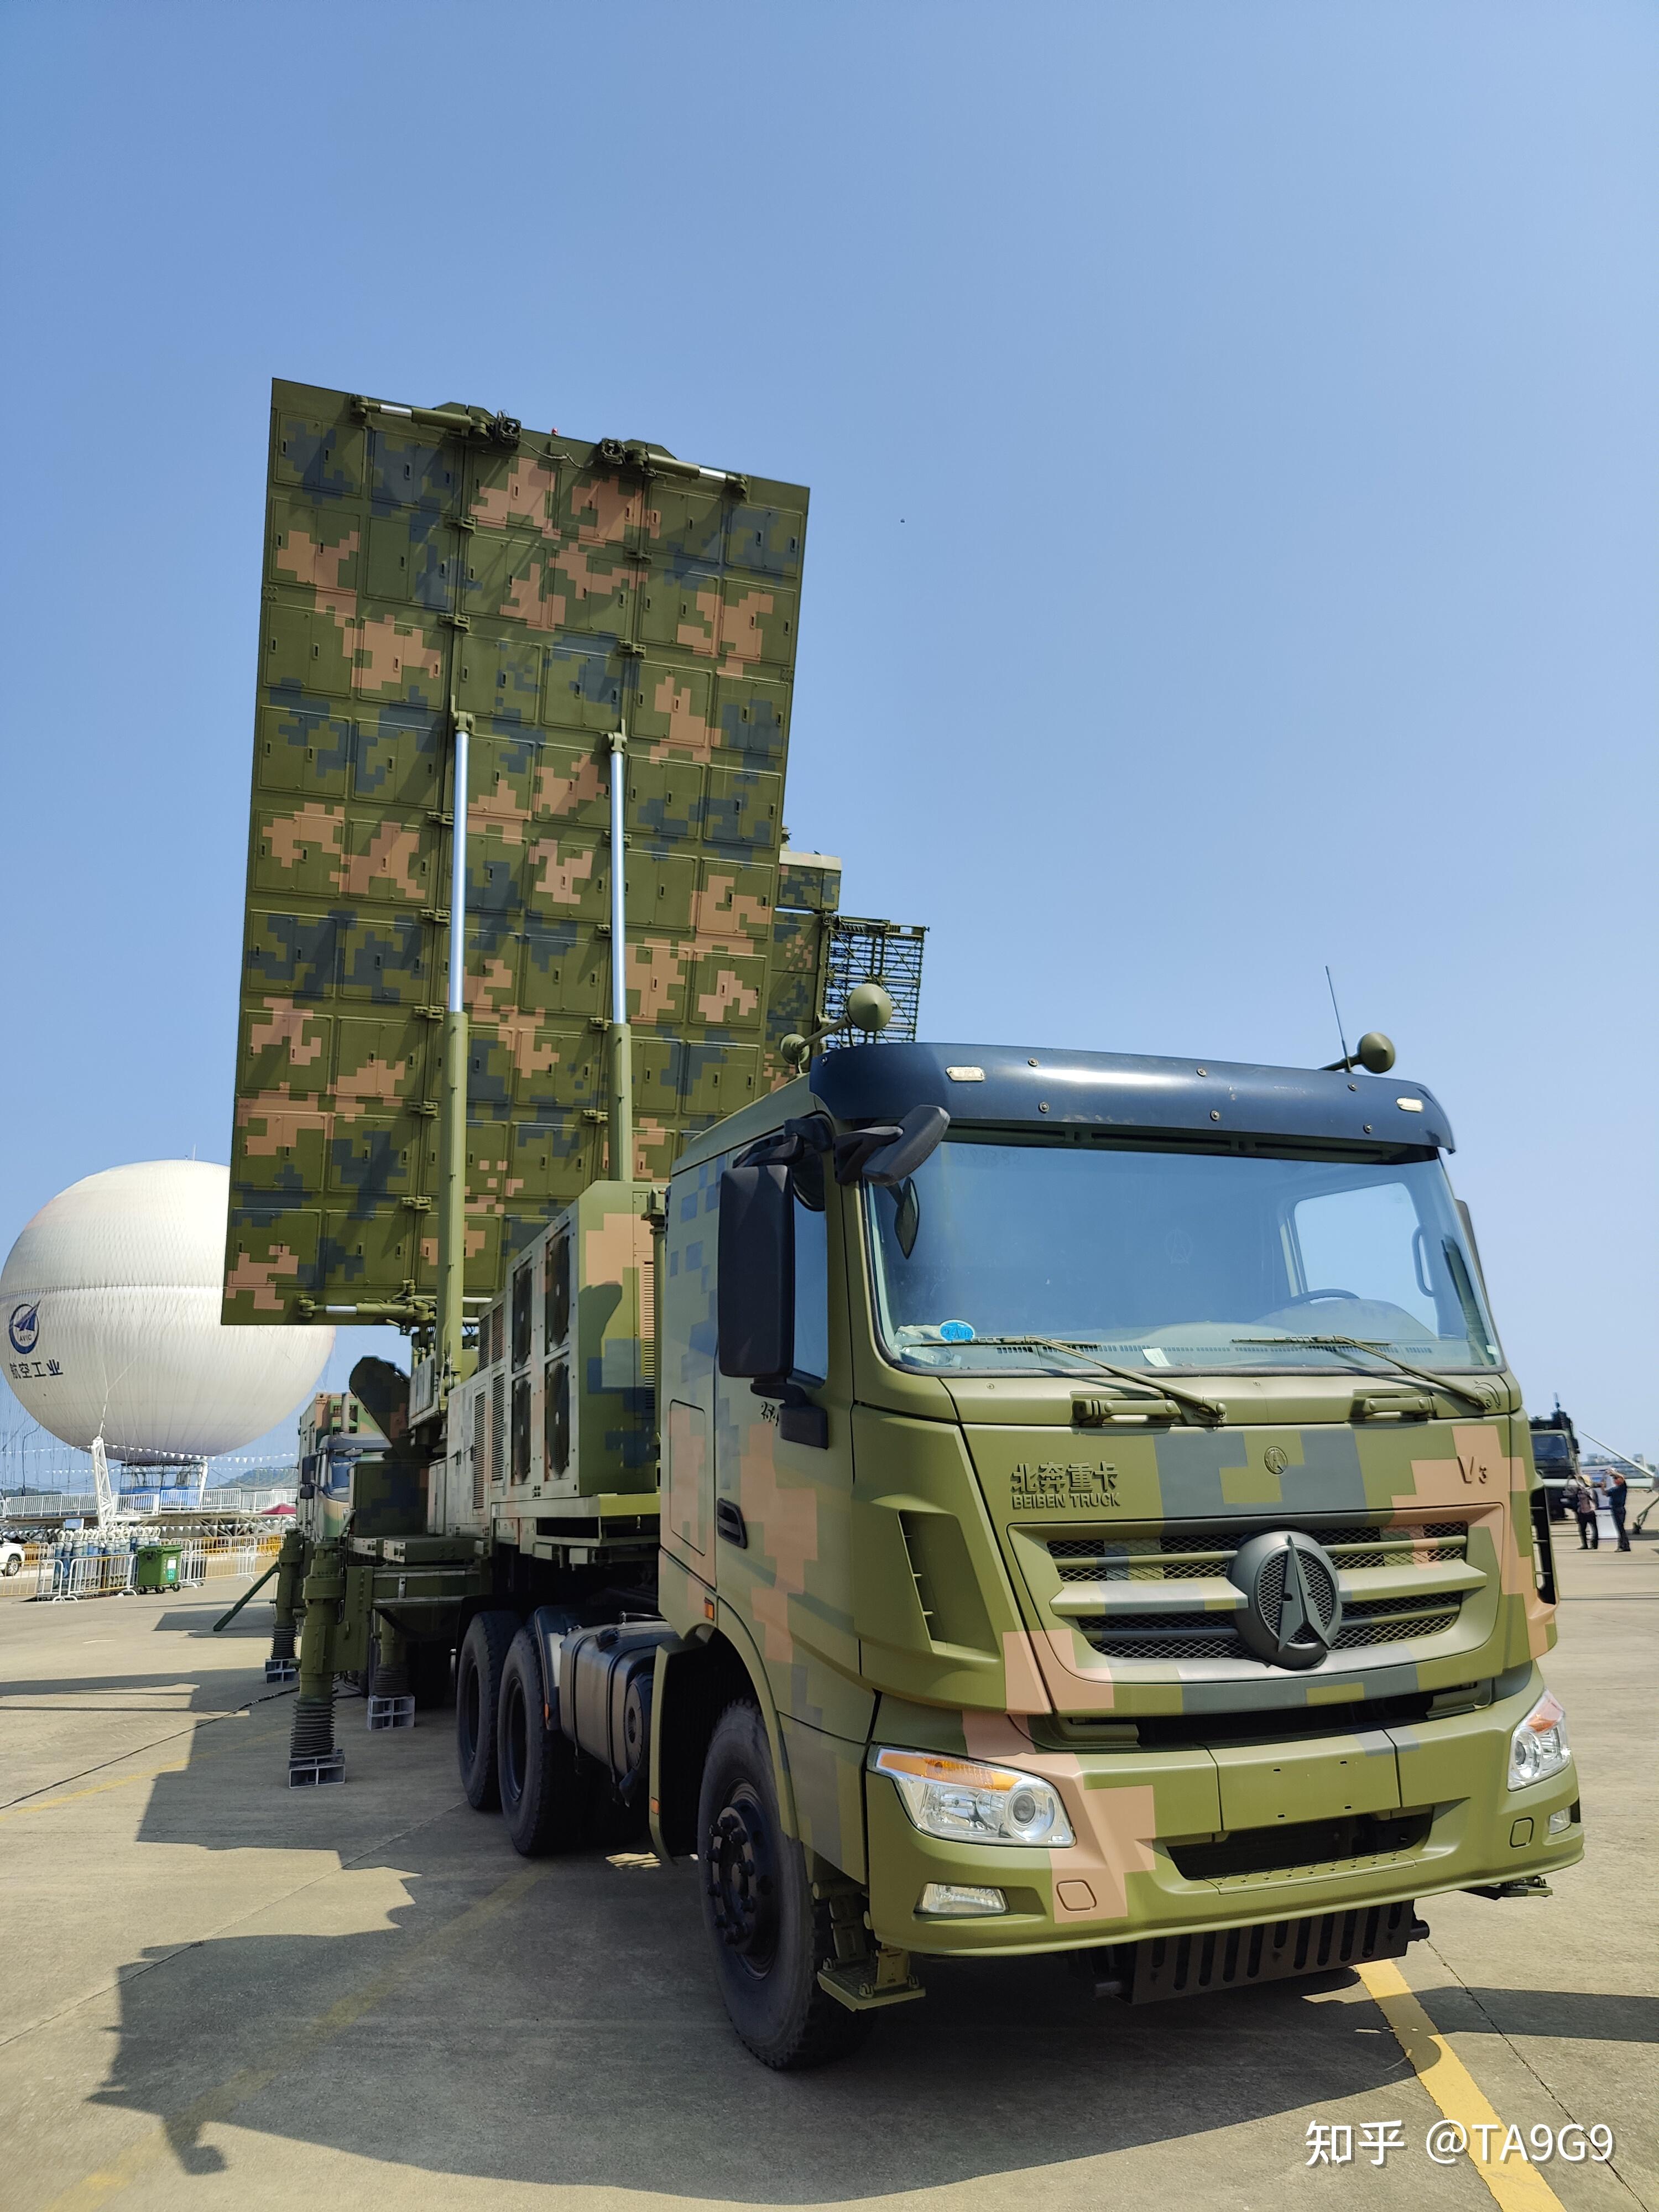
<box><xmin>608</xmin><ymin>727</ymin><xmax>634</xmax><ymax>1186</ymax></box>
<box><xmin>437</xmin><ymin>711</ymin><xmax>472</xmax><ymax>1399</ymax></box>
<box><xmin>1324</xmin><ymin>965</ymin><xmax>1352</xmax><ymax>1070</ymax></box>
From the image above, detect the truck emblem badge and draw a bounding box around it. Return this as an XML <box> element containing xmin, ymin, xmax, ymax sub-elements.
<box><xmin>1262</xmin><ymin>1445</ymin><xmax>1289</xmax><ymax>1475</ymax></box>
<box><xmin>1229</xmin><ymin>1530</ymin><xmax>1342</xmax><ymax>1669</ymax></box>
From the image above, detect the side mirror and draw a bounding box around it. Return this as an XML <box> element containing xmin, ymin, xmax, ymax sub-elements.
<box><xmin>717</xmin><ymin>1164</ymin><xmax>794</xmax><ymax>1380</ymax></box>
<box><xmin>834</xmin><ymin>1105</ymin><xmax>950</xmax><ymax>1187</ymax></box>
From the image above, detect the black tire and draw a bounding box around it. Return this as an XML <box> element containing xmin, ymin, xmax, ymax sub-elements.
<box><xmin>497</xmin><ymin>1627</ymin><xmax>601</xmax><ymax>1856</ymax></box>
<box><xmin>696</xmin><ymin>1701</ymin><xmax>871</xmax><ymax>2069</ymax></box>
<box><xmin>3</xmin><ymin>1553</ymin><xmax>20</xmax><ymax>1577</ymax></box>
<box><xmin>456</xmin><ymin>1610</ymin><xmax>518</xmax><ymax>1811</ymax></box>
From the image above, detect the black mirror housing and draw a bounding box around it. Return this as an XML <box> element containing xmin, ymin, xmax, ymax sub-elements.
<box><xmin>717</xmin><ymin>1164</ymin><xmax>794</xmax><ymax>1379</ymax></box>
<box><xmin>848</xmin><ymin>1104</ymin><xmax>950</xmax><ymax>1188</ymax></box>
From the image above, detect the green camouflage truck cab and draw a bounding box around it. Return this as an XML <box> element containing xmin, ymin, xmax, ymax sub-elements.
<box><xmin>637</xmin><ymin>1039</ymin><xmax>1577</xmax><ymax>2050</ymax></box>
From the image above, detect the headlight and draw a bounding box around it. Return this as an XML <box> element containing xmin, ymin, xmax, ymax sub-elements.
<box><xmin>870</xmin><ymin>1747</ymin><xmax>1074</xmax><ymax>1846</ymax></box>
<box><xmin>1509</xmin><ymin>1690</ymin><xmax>1571</xmax><ymax>1790</ymax></box>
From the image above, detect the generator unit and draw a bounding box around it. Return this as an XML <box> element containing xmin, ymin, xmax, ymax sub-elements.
<box><xmin>437</xmin><ymin>1181</ymin><xmax>658</xmax><ymax>1553</ymax></box>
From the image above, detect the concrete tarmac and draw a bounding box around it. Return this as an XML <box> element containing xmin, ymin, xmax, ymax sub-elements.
<box><xmin>1</xmin><ymin>1536</ymin><xmax>1653</xmax><ymax>2212</ymax></box>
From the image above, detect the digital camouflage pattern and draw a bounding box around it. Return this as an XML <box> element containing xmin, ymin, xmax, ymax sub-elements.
<box><xmin>445</xmin><ymin>1179</ymin><xmax>657</xmax><ymax>1536</ymax></box>
<box><xmin>768</xmin><ymin>853</ymin><xmax>840</xmax><ymax>1070</ymax></box>
<box><xmin>650</xmin><ymin>1076</ymin><xmax>1579</xmax><ymax>1957</ymax></box>
<box><xmin>226</xmin><ymin>380</ymin><xmax>823</xmax><ymax>1322</ymax></box>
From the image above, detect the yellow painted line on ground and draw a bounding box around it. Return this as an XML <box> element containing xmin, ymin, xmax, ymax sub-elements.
<box><xmin>1358</xmin><ymin>1959</ymin><xmax>1565</xmax><ymax>2212</ymax></box>
<box><xmin>0</xmin><ymin>1709</ymin><xmax>293</xmax><ymax>1825</ymax></box>
<box><xmin>40</xmin><ymin>1860</ymin><xmax>550</xmax><ymax>2212</ymax></box>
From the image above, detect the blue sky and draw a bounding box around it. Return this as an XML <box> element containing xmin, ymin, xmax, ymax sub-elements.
<box><xmin>1</xmin><ymin>1</ymin><xmax>1653</xmax><ymax>1465</ymax></box>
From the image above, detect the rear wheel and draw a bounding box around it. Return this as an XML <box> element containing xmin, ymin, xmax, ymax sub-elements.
<box><xmin>498</xmin><ymin>1626</ymin><xmax>600</xmax><ymax>1855</ymax></box>
<box><xmin>456</xmin><ymin>1610</ymin><xmax>518</xmax><ymax>1810</ymax></box>
<box><xmin>696</xmin><ymin>1701</ymin><xmax>870</xmax><ymax>2069</ymax></box>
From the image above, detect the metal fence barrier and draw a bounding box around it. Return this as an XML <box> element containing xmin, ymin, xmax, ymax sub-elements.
<box><xmin>34</xmin><ymin>1548</ymin><xmax>137</xmax><ymax>1601</ymax></box>
<box><xmin>28</xmin><ymin>1533</ymin><xmax>280</xmax><ymax>1602</ymax></box>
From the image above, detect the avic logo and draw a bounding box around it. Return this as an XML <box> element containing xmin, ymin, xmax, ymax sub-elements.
<box><xmin>8</xmin><ymin>1302</ymin><xmax>40</xmax><ymax>1357</ymax></box>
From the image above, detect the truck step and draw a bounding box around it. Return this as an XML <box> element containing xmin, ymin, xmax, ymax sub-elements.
<box><xmin>817</xmin><ymin>1950</ymin><xmax>925</xmax><ymax>2012</ymax></box>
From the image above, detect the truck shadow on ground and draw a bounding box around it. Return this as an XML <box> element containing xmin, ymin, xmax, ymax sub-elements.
<box><xmin>87</xmin><ymin>1839</ymin><xmax>1659</xmax><ymax>2201</ymax></box>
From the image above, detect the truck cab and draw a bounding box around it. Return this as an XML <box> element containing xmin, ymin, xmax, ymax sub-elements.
<box><xmin>1528</xmin><ymin>1406</ymin><xmax>1580</xmax><ymax>1521</ymax></box>
<box><xmin>646</xmin><ymin>1040</ymin><xmax>1578</xmax><ymax>2038</ymax></box>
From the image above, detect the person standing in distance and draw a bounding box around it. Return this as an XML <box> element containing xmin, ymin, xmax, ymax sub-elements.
<box><xmin>1606</xmin><ymin>1468</ymin><xmax>1630</xmax><ymax>1553</ymax></box>
<box><xmin>1569</xmin><ymin>1474</ymin><xmax>1599</xmax><ymax>1551</ymax></box>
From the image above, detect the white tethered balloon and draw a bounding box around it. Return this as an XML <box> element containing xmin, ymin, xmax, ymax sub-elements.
<box><xmin>1</xmin><ymin>1161</ymin><xmax>334</xmax><ymax>1467</ymax></box>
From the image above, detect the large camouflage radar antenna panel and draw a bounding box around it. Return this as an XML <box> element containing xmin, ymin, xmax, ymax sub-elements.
<box><xmin>225</xmin><ymin>381</ymin><xmax>807</xmax><ymax>1324</ymax></box>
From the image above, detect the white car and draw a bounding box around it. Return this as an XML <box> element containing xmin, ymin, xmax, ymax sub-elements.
<box><xmin>0</xmin><ymin>1539</ymin><xmax>26</xmax><ymax>1578</ymax></box>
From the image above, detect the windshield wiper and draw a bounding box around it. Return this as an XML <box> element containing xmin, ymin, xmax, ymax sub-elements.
<box><xmin>967</xmin><ymin>1338</ymin><xmax>1225</xmax><ymax>1425</ymax></box>
<box><xmin>1230</xmin><ymin>1335</ymin><xmax>1499</xmax><ymax>1415</ymax></box>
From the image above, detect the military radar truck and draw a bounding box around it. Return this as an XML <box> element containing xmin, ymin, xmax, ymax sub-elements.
<box><xmin>223</xmin><ymin>380</ymin><xmax>1578</xmax><ymax>2069</ymax></box>
<box><xmin>258</xmin><ymin>1019</ymin><xmax>1582</xmax><ymax>2069</ymax></box>
<box><xmin>1528</xmin><ymin>1404</ymin><xmax>1580</xmax><ymax>1521</ymax></box>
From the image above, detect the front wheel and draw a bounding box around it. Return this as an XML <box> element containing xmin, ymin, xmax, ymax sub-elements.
<box><xmin>696</xmin><ymin>1701</ymin><xmax>870</xmax><ymax>2070</ymax></box>
<box><xmin>2</xmin><ymin>1553</ymin><xmax>20</xmax><ymax>1577</ymax></box>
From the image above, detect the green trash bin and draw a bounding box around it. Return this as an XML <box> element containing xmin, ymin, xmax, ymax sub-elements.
<box><xmin>134</xmin><ymin>1543</ymin><xmax>182</xmax><ymax>1593</ymax></box>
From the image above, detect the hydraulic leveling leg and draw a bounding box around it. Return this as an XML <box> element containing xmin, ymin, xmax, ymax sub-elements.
<box><xmin>367</xmin><ymin>1613</ymin><xmax>415</xmax><ymax>1732</ymax></box>
<box><xmin>289</xmin><ymin>1543</ymin><xmax>346</xmax><ymax>1786</ymax></box>
<box><xmin>267</xmin><ymin>1528</ymin><xmax>304</xmax><ymax>1683</ymax></box>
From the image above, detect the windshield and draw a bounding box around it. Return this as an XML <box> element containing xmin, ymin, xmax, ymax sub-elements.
<box><xmin>865</xmin><ymin>1137</ymin><xmax>1502</xmax><ymax>1376</ymax></box>
<box><xmin>1531</xmin><ymin>1432</ymin><xmax>1572</xmax><ymax>1465</ymax></box>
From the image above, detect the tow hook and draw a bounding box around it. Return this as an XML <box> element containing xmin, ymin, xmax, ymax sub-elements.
<box><xmin>1464</xmin><ymin>1876</ymin><xmax>1553</xmax><ymax>1901</ymax></box>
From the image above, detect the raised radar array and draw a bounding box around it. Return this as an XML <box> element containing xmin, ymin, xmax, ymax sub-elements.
<box><xmin>223</xmin><ymin>380</ymin><xmax>920</xmax><ymax>1333</ymax></box>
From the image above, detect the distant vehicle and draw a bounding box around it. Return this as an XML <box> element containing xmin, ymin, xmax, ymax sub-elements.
<box><xmin>0</xmin><ymin>1538</ymin><xmax>25</xmax><ymax>1577</ymax></box>
<box><xmin>1529</xmin><ymin>1406</ymin><xmax>1579</xmax><ymax>1520</ymax></box>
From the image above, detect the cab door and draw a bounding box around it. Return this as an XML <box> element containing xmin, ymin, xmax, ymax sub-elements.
<box><xmin>661</xmin><ymin>1157</ymin><xmax>718</xmax><ymax>1580</ymax></box>
<box><xmin>711</xmin><ymin>1153</ymin><xmax>865</xmax><ymax>1732</ymax></box>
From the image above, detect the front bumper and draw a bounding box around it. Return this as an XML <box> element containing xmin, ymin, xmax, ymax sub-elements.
<box><xmin>867</xmin><ymin>1668</ymin><xmax>1584</xmax><ymax>1956</ymax></box>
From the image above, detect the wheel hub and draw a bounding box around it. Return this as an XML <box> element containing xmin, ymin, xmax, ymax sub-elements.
<box><xmin>706</xmin><ymin>1785</ymin><xmax>779</xmax><ymax>1972</ymax></box>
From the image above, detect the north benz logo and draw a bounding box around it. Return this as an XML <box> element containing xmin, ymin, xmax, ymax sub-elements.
<box><xmin>1230</xmin><ymin>1530</ymin><xmax>1342</xmax><ymax>1670</ymax></box>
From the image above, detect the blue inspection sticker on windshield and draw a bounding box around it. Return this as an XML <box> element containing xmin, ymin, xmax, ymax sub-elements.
<box><xmin>938</xmin><ymin>1319</ymin><xmax>976</xmax><ymax>1342</ymax></box>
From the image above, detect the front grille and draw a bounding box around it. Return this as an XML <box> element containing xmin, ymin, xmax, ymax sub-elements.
<box><xmin>1046</xmin><ymin>1521</ymin><xmax>1475</xmax><ymax>1664</ymax></box>
<box><xmin>1334</xmin><ymin>1595</ymin><xmax>1460</xmax><ymax>1647</ymax></box>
